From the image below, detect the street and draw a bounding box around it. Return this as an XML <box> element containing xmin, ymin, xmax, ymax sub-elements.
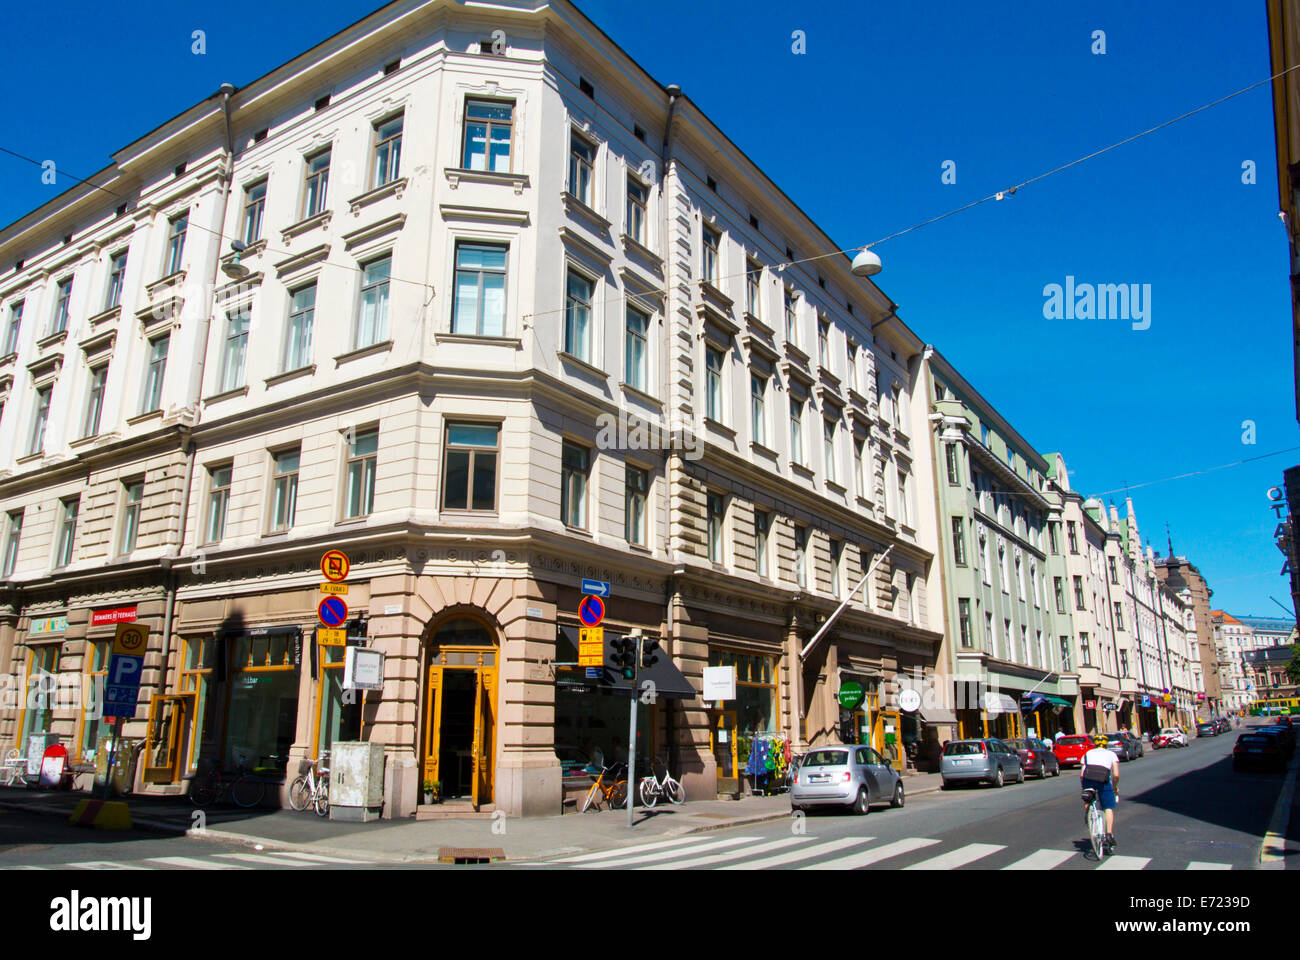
<box><xmin>0</xmin><ymin>727</ymin><xmax>1291</xmax><ymax>871</ymax></box>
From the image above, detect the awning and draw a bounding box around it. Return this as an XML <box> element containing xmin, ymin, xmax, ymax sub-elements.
<box><xmin>557</xmin><ymin>626</ymin><xmax>695</xmax><ymax>700</ymax></box>
<box><xmin>983</xmin><ymin>692</ymin><xmax>1018</xmax><ymax>715</ymax></box>
<box><xmin>1023</xmin><ymin>693</ymin><xmax>1071</xmax><ymax>711</ymax></box>
<box><xmin>920</xmin><ymin>706</ymin><xmax>959</xmax><ymax>726</ymax></box>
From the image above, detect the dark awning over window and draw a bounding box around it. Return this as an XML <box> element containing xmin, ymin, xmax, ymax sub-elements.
<box><xmin>557</xmin><ymin>625</ymin><xmax>696</xmax><ymax>701</ymax></box>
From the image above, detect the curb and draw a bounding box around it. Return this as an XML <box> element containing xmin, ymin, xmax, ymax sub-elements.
<box><xmin>1259</xmin><ymin>754</ymin><xmax>1299</xmax><ymax>870</ymax></box>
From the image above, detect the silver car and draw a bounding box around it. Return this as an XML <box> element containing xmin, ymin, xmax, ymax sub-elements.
<box><xmin>940</xmin><ymin>739</ymin><xmax>1024</xmax><ymax>788</ymax></box>
<box><xmin>790</xmin><ymin>745</ymin><xmax>904</xmax><ymax>815</ymax></box>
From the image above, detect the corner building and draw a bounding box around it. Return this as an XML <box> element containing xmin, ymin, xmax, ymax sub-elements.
<box><xmin>0</xmin><ymin>0</ymin><xmax>942</xmax><ymax>817</ymax></box>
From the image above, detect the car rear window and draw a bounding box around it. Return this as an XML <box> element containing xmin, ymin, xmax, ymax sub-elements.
<box><xmin>802</xmin><ymin>749</ymin><xmax>849</xmax><ymax>767</ymax></box>
<box><xmin>1058</xmin><ymin>736</ymin><xmax>1088</xmax><ymax>746</ymax></box>
<box><xmin>1239</xmin><ymin>736</ymin><xmax>1272</xmax><ymax>744</ymax></box>
<box><xmin>1004</xmin><ymin>739</ymin><xmax>1026</xmax><ymax>749</ymax></box>
<box><xmin>943</xmin><ymin>742</ymin><xmax>985</xmax><ymax>756</ymax></box>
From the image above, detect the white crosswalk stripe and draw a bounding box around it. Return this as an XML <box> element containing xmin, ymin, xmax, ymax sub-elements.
<box><xmin>575</xmin><ymin>835</ymin><xmax>762</xmax><ymax>867</ymax></box>
<box><xmin>1002</xmin><ymin>849</ymin><xmax>1075</xmax><ymax>870</ymax></box>
<box><xmin>638</xmin><ymin>836</ymin><xmax>810</xmax><ymax>870</ymax></box>
<box><xmin>146</xmin><ymin>856</ymin><xmax>252</xmax><ymax>870</ymax></box>
<box><xmin>1095</xmin><ymin>855</ymin><xmax>1151</xmax><ymax>870</ymax></box>
<box><xmin>213</xmin><ymin>852</ymin><xmax>332</xmax><ymax>867</ymax></box>
<box><xmin>551</xmin><ymin>834</ymin><xmax>728</xmax><ymax>864</ymax></box>
<box><xmin>800</xmin><ymin>837</ymin><xmax>940</xmax><ymax>869</ymax></box>
<box><xmin>266</xmin><ymin>851</ymin><xmax>373</xmax><ymax>864</ymax></box>
<box><xmin>1186</xmin><ymin>861</ymin><xmax>1233</xmax><ymax>870</ymax></box>
<box><xmin>69</xmin><ymin>860</ymin><xmax>147</xmax><ymax>870</ymax></box>
<box><xmin>717</xmin><ymin>836</ymin><xmax>875</xmax><ymax>870</ymax></box>
<box><xmin>903</xmin><ymin>843</ymin><xmax>1005</xmax><ymax>870</ymax></box>
<box><xmin>4</xmin><ymin>850</ymin><xmax>386</xmax><ymax>870</ymax></box>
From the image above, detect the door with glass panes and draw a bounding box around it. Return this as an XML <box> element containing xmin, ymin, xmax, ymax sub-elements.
<box><xmin>421</xmin><ymin>617</ymin><xmax>498</xmax><ymax>807</ymax></box>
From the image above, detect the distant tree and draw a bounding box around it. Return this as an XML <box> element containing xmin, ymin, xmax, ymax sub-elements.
<box><xmin>1288</xmin><ymin>640</ymin><xmax>1300</xmax><ymax>686</ymax></box>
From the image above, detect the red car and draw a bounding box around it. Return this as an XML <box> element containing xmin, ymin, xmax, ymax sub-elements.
<box><xmin>1053</xmin><ymin>735</ymin><xmax>1093</xmax><ymax>768</ymax></box>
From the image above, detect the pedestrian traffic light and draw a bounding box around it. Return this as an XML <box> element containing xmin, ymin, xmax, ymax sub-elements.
<box><xmin>640</xmin><ymin>637</ymin><xmax>660</xmax><ymax>670</ymax></box>
<box><xmin>608</xmin><ymin>635</ymin><xmax>635</xmax><ymax>680</ymax></box>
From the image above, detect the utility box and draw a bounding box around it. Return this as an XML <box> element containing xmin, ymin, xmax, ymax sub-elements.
<box><xmin>329</xmin><ymin>741</ymin><xmax>384</xmax><ymax>822</ymax></box>
<box><xmin>26</xmin><ymin>732</ymin><xmax>60</xmax><ymax>777</ymax></box>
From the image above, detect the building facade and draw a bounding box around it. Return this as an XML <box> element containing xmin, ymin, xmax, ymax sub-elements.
<box><xmin>1155</xmin><ymin>556</ymin><xmax>1221</xmax><ymax>718</ymax></box>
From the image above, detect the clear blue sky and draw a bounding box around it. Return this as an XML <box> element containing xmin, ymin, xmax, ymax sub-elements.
<box><xmin>1</xmin><ymin>0</ymin><xmax>1295</xmax><ymax>617</ymax></box>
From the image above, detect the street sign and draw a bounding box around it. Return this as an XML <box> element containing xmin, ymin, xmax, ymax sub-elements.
<box><xmin>317</xmin><ymin>628</ymin><xmax>347</xmax><ymax>645</ymax></box>
<box><xmin>318</xmin><ymin>596</ymin><xmax>349</xmax><ymax>628</ymax></box>
<box><xmin>585</xmin><ymin>667</ymin><xmax>603</xmax><ymax>679</ymax></box>
<box><xmin>578</xmin><ymin>595</ymin><xmax>605</xmax><ymax>627</ymax></box>
<box><xmin>581</xmin><ymin>579</ymin><xmax>610</xmax><ymax>598</ymax></box>
<box><xmin>319</xmin><ymin>582</ymin><xmax>348</xmax><ymax>596</ymax></box>
<box><xmin>837</xmin><ymin>681</ymin><xmax>865</xmax><ymax>711</ymax></box>
<box><xmin>104</xmin><ymin>623</ymin><xmax>149</xmax><ymax>719</ymax></box>
<box><xmin>578</xmin><ymin>626</ymin><xmax>604</xmax><ymax>666</ymax></box>
<box><xmin>321</xmin><ymin>550</ymin><xmax>351</xmax><ymax>582</ymax></box>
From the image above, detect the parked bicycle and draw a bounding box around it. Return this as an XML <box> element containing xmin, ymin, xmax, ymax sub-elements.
<box><xmin>190</xmin><ymin>755</ymin><xmax>278</xmax><ymax>809</ymax></box>
<box><xmin>289</xmin><ymin>751</ymin><xmax>330</xmax><ymax>817</ymax></box>
<box><xmin>638</xmin><ymin>758</ymin><xmax>685</xmax><ymax>808</ymax></box>
<box><xmin>1082</xmin><ymin>786</ymin><xmax>1110</xmax><ymax>860</ymax></box>
<box><xmin>581</xmin><ymin>759</ymin><xmax>628</xmax><ymax>813</ymax></box>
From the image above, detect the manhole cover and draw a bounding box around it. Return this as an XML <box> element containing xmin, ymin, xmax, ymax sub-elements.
<box><xmin>437</xmin><ymin>847</ymin><xmax>506</xmax><ymax>864</ymax></box>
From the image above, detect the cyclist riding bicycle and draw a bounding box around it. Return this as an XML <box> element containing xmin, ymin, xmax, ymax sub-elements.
<box><xmin>1080</xmin><ymin>737</ymin><xmax>1120</xmax><ymax>850</ymax></box>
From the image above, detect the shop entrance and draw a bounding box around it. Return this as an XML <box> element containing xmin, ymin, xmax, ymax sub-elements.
<box><xmin>422</xmin><ymin>617</ymin><xmax>498</xmax><ymax>807</ymax></box>
<box><xmin>712</xmin><ymin>711</ymin><xmax>739</xmax><ymax>792</ymax></box>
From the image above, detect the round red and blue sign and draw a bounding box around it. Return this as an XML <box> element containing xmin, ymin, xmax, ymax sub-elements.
<box><xmin>318</xmin><ymin>595</ymin><xmax>349</xmax><ymax>628</ymax></box>
<box><xmin>578</xmin><ymin>595</ymin><xmax>605</xmax><ymax>627</ymax></box>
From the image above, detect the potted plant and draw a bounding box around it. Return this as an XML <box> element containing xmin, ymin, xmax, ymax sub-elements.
<box><xmin>422</xmin><ymin>779</ymin><xmax>441</xmax><ymax>804</ymax></box>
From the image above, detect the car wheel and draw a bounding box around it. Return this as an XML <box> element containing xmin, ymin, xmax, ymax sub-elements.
<box><xmin>1053</xmin><ymin>763</ymin><xmax>1061</xmax><ymax>777</ymax></box>
<box><xmin>992</xmin><ymin>767</ymin><xmax>1004</xmax><ymax>788</ymax></box>
<box><xmin>1038</xmin><ymin>763</ymin><xmax>1048</xmax><ymax>780</ymax></box>
<box><xmin>891</xmin><ymin>781</ymin><xmax>905</xmax><ymax>808</ymax></box>
<box><xmin>853</xmin><ymin>787</ymin><xmax>870</xmax><ymax>815</ymax></box>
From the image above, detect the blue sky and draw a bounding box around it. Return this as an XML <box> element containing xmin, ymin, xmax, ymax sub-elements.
<box><xmin>0</xmin><ymin>0</ymin><xmax>1295</xmax><ymax>616</ymax></box>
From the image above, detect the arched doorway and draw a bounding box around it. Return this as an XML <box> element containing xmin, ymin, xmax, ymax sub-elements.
<box><xmin>422</xmin><ymin>615</ymin><xmax>499</xmax><ymax>808</ymax></box>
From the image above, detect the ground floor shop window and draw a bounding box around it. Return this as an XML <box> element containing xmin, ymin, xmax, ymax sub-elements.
<box><xmin>179</xmin><ymin>638</ymin><xmax>216</xmax><ymax>775</ymax></box>
<box><xmin>708</xmin><ymin>648</ymin><xmax>777</xmax><ymax>778</ymax></box>
<box><xmin>18</xmin><ymin>644</ymin><xmax>59</xmax><ymax>752</ymax></box>
<box><xmin>78</xmin><ymin>641</ymin><xmax>108</xmax><ymax>762</ymax></box>
<box><xmin>224</xmin><ymin>633</ymin><xmax>298</xmax><ymax>775</ymax></box>
<box><xmin>314</xmin><ymin>640</ymin><xmax>363</xmax><ymax>759</ymax></box>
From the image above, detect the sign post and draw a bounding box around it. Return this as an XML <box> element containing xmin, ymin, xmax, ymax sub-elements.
<box><xmin>627</xmin><ymin>633</ymin><xmax>643</xmax><ymax>829</ymax></box>
<box><xmin>101</xmin><ymin>623</ymin><xmax>149</xmax><ymax>799</ymax></box>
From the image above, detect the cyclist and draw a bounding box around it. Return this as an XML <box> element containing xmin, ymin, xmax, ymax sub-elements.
<box><xmin>1080</xmin><ymin>737</ymin><xmax>1120</xmax><ymax>850</ymax></box>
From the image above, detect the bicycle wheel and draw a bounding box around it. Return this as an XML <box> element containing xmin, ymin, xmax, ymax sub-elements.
<box><xmin>582</xmin><ymin>780</ymin><xmax>602</xmax><ymax>813</ymax></box>
<box><xmin>231</xmin><ymin>775</ymin><xmax>266</xmax><ymax>809</ymax></box>
<box><xmin>1088</xmin><ymin>804</ymin><xmax>1105</xmax><ymax>859</ymax></box>
<box><xmin>609</xmin><ymin>780</ymin><xmax>628</xmax><ymax>809</ymax></box>
<box><xmin>190</xmin><ymin>773</ymin><xmax>219</xmax><ymax>807</ymax></box>
<box><xmin>664</xmin><ymin>777</ymin><xmax>685</xmax><ymax>804</ymax></box>
<box><xmin>314</xmin><ymin>778</ymin><xmax>330</xmax><ymax>818</ymax></box>
<box><xmin>288</xmin><ymin>776</ymin><xmax>311</xmax><ymax>811</ymax></box>
<box><xmin>639</xmin><ymin>778</ymin><xmax>658</xmax><ymax>808</ymax></box>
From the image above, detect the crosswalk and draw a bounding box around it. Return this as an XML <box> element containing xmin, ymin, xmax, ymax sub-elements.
<box><xmin>8</xmin><ymin>850</ymin><xmax>376</xmax><ymax>870</ymax></box>
<box><xmin>533</xmin><ymin>833</ymin><xmax>1237</xmax><ymax>871</ymax></box>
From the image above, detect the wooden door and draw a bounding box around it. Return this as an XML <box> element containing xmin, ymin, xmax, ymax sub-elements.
<box><xmin>476</xmin><ymin>667</ymin><xmax>497</xmax><ymax>807</ymax></box>
<box><xmin>423</xmin><ymin>665</ymin><xmax>444</xmax><ymax>788</ymax></box>
<box><xmin>142</xmin><ymin>694</ymin><xmax>190</xmax><ymax>784</ymax></box>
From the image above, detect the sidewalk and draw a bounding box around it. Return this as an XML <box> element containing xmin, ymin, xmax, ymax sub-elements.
<box><xmin>0</xmin><ymin>770</ymin><xmax>944</xmax><ymax>863</ymax></box>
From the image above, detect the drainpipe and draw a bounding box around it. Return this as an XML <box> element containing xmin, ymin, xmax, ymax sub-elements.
<box><xmin>660</xmin><ymin>85</ymin><xmax>680</xmax><ymax>772</ymax></box>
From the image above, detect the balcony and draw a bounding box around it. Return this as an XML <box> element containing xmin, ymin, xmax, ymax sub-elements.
<box><xmin>1077</xmin><ymin>665</ymin><xmax>1102</xmax><ymax>688</ymax></box>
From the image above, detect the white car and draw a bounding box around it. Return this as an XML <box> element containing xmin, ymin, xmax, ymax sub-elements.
<box><xmin>1154</xmin><ymin>727</ymin><xmax>1188</xmax><ymax>748</ymax></box>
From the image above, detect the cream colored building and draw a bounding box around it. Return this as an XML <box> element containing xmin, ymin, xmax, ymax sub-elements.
<box><xmin>0</xmin><ymin>0</ymin><xmax>942</xmax><ymax>817</ymax></box>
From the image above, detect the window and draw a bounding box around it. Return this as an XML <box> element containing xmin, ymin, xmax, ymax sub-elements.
<box><xmin>895</xmin><ymin>384</ymin><xmax>909</xmax><ymax>434</ymax></box>
<box><xmin>452</xmin><ymin>242</ymin><xmax>507</xmax><ymax>337</ymax></box>
<box><xmin>749</xmin><ymin>373</ymin><xmax>768</xmax><ymax>446</ymax></box>
<box><xmin>356</xmin><ymin>256</ymin><xmax>391</xmax><ymax>347</ymax></box>
<box><xmin>343</xmin><ymin>429</ymin><xmax>379</xmax><ymax>519</ymax></box>
<box><xmin>371</xmin><ymin>115</ymin><xmax>403</xmax><ymax>188</ymax></box>
<box><xmin>854</xmin><ymin>437</ymin><xmax>866</xmax><ymax>497</ymax></box>
<box><xmin>945</xmin><ymin>443</ymin><xmax>961</xmax><ymax>485</ymax></box>
<box><xmin>1049</xmin><ymin>522</ymin><xmax>1060</xmax><ymax>554</ymax></box>
<box><xmin>561</xmin><ymin>441</ymin><xmax>590</xmax><ymax>529</ymax></box>
<box><xmin>82</xmin><ymin>365</ymin><xmax>107</xmax><ymax>437</ymax></box>
<box><xmin>205</xmin><ymin>465</ymin><xmax>232</xmax><ymax>543</ymax></box>
<box><xmin>754</xmin><ymin>510</ymin><xmax>770</xmax><ymax>577</ymax></box>
<box><xmin>985</xmin><ymin>612</ymin><xmax>994</xmax><ymax>649</ymax></box>
<box><xmin>462</xmin><ymin>100</ymin><xmax>513</xmax><ymax>172</ymax></box>
<box><xmin>898</xmin><ymin>470</ymin><xmax>911</xmax><ymax>525</ymax></box>
<box><xmin>794</xmin><ymin>526</ymin><xmax>808</xmax><ymax>588</ymax></box>
<box><xmin>164</xmin><ymin>215</ymin><xmax>187</xmax><ymax>275</ymax></box>
<box><xmin>626</xmin><ymin>177</ymin><xmax>648</xmax><ymax>244</ymax></box>
<box><xmin>242</xmin><ymin>180</ymin><xmax>267</xmax><ymax>244</ymax></box>
<box><xmin>790</xmin><ymin>398</ymin><xmax>804</xmax><ymax>464</ymax></box>
<box><xmin>1108</xmin><ymin>556</ymin><xmax>1119</xmax><ymax>584</ymax></box>
<box><xmin>783</xmin><ymin>289</ymin><xmax>798</xmax><ymax>345</ymax></box>
<box><xmin>818</xmin><ymin>320</ymin><xmax>829</xmax><ymax>369</ymax></box>
<box><xmin>830</xmin><ymin>539</ymin><xmax>843</xmax><ymax>598</ymax></box>
<box><xmin>52</xmin><ymin>277</ymin><xmax>73</xmax><ymax>333</ymax></box>
<box><xmin>1020</xmin><ymin>625</ymin><xmax>1029</xmax><ymax>665</ymax></box>
<box><xmin>563</xmin><ymin>270</ymin><xmax>594</xmax><ymax>362</ymax></box>
<box><xmin>980</xmin><ymin>423</ymin><xmax>990</xmax><ymax>446</ymax></box>
<box><xmin>625</xmin><ymin>465</ymin><xmax>648</xmax><ymax>545</ymax></box>
<box><xmin>625</xmin><ymin>306</ymin><xmax>648</xmax><ymax>391</ymax></box>
<box><xmin>78</xmin><ymin>639</ymin><xmax>109</xmax><ymax>761</ymax></box>
<box><xmin>702</xmin><ymin>225</ymin><xmax>720</xmax><ymax>286</ymax></box>
<box><xmin>1014</xmin><ymin>556</ymin><xmax>1024</xmax><ymax>599</ymax></box>
<box><xmin>1113</xmin><ymin>602</ymin><xmax>1125</xmax><ymax>631</ymax></box>
<box><xmin>746</xmin><ymin>260</ymin><xmax>761</xmax><ymax>317</ymax></box>
<box><xmin>2</xmin><ymin>300</ymin><xmax>21</xmax><ymax>355</ymax></box>
<box><xmin>706</xmin><ymin>491</ymin><xmax>726</xmax><ymax>563</ymax></box>
<box><xmin>1120</xmin><ymin>650</ymin><xmax>1130</xmax><ymax>677</ymax></box>
<box><xmin>119</xmin><ymin>480</ymin><xmax>143</xmax><ymax>554</ymax></box>
<box><xmin>958</xmin><ymin>598</ymin><xmax>972</xmax><ymax>648</ymax></box>
<box><xmin>29</xmin><ymin>385</ymin><xmax>51</xmax><ymax>455</ymax></box>
<box><xmin>105</xmin><ymin>251</ymin><xmax>128</xmax><ymax>309</ymax></box>
<box><xmin>952</xmin><ymin>516</ymin><xmax>967</xmax><ymax>565</ymax></box>
<box><xmin>1073</xmin><ymin>575</ymin><xmax>1086</xmax><ymax>611</ymax></box>
<box><xmin>141</xmin><ymin>334</ymin><xmax>169</xmax><ymax>413</ymax></box>
<box><xmin>303</xmin><ymin>149</ymin><xmax>331</xmax><ymax>218</ymax></box>
<box><xmin>998</xmin><ymin>542</ymin><xmax>1008</xmax><ymax>586</ymax></box>
<box><xmin>846</xmin><ymin>345</ymin><xmax>858</xmax><ymax>392</ymax></box>
<box><xmin>1031</xmin><ymin>563</ymin><xmax>1041</xmax><ymax>606</ymax></box>
<box><xmin>569</xmin><ymin>134</ymin><xmax>595</xmax><ymax>206</ymax></box>
<box><xmin>1060</xmin><ymin>637</ymin><xmax>1070</xmax><ymax>671</ymax></box>
<box><xmin>443</xmin><ymin>423</ymin><xmax>499</xmax><ymax>511</ymax></box>
<box><xmin>823</xmin><ymin>419</ymin><xmax>837</xmax><ymax>485</ymax></box>
<box><xmin>980</xmin><ymin>531</ymin><xmax>992</xmax><ymax>584</ymax></box>
<box><xmin>270</xmin><ymin>449</ymin><xmax>300</xmax><ymax>531</ymax></box>
<box><xmin>1067</xmin><ymin>521</ymin><xmax>1079</xmax><ymax>554</ymax></box>
<box><xmin>55</xmin><ymin>497</ymin><xmax>78</xmax><ymax>566</ymax></box>
<box><xmin>3</xmin><ymin>510</ymin><xmax>22</xmax><ymax>576</ymax></box>
<box><xmin>21</xmin><ymin>645</ymin><xmax>59</xmax><ymax>753</ymax></box>
<box><xmin>219</xmin><ymin>308</ymin><xmax>250</xmax><ymax>392</ymax></box>
<box><xmin>705</xmin><ymin>345</ymin><xmax>724</xmax><ymax>421</ymax></box>
<box><xmin>284</xmin><ymin>284</ymin><xmax>315</xmax><ymax>371</ymax></box>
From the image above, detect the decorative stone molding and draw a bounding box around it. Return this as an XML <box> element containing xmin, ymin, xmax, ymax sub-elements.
<box><xmin>443</xmin><ymin>168</ymin><xmax>530</xmax><ymax>195</ymax></box>
<box><xmin>347</xmin><ymin>177</ymin><xmax>408</xmax><ymax>214</ymax></box>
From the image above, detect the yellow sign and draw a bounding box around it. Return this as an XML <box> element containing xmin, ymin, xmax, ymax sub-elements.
<box><xmin>317</xmin><ymin>628</ymin><xmax>347</xmax><ymax>645</ymax></box>
<box><xmin>112</xmin><ymin>623</ymin><xmax>150</xmax><ymax>656</ymax></box>
<box><xmin>578</xmin><ymin>626</ymin><xmax>604</xmax><ymax>667</ymax></box>
<box><xmin>321</xmin><ymin>550</ymin><xmax>350</xmax><ymax>582</ymax></box>
<box><xmin>320</xmin><ymin>583</ymin><xmax>349</xmax><ymax>595</ymax></box>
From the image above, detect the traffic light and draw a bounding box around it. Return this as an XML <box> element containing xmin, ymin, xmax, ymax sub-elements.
<box><xmin>608</xmin><ymin>635</ymin><xmax>635</xmax><ymax>680</ymax></box>
<box><xmin>640</xmin><ymin>637</ymin><xmax>660</xmax><ymax>670</ymax></box>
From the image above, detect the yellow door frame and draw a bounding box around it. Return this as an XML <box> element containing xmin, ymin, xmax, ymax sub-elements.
<box><xmin>142</xmin><ymin>693</ymin><xmax>192</xmax><ymax>783</ymax></box>
<box><xmin>710</xmin><ymin>710</ymin><xmax>738</xmax><ymax>779</ymax></box>
<box><xmin>421</xmin><ymin>645</ymin><xmax>498</xmax><ymax>805</ymax></box>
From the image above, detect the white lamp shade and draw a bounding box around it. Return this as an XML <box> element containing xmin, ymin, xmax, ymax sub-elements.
<box><xmin>851</xmin><ymin>248</ymin><xmax>882</xmax><ymax>277</ymax></box>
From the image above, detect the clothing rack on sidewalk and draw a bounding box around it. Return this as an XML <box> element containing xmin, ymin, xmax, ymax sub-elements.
<box><xmin>744</xmin><ymin>732</ymin><xmax>793</xmax><ymax>795</ymax></box>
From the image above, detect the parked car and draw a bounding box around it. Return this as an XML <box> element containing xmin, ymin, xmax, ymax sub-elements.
<box><xmin>790</xmin><ymin>745</ymin><xmax>903</xmax><ymax>814</ymax></box>
<box><xmin>1115</xmin><ymin>731</ymin><xmax>1144</xmax><ymax>759</ymax></box>
<box><xmin>941</xmin><ymin>739</ymin><xmax>1024</xmax><ymax>788</ymax></box>
<box><xmin>1232</xmin><ymin>732</ymin><xmax>1288</xmax><ymax>772</ymax></box>
<box><xmin>1215</xmin><ymin>717</ymin><xmax>1232</xmax><ymax>734</ymax></box>
<box><xmin>1005</xmin><ymin>738</ymin><xmax>1061</xmax><ymax>779</ymax></box>
<box><xmin>1100</xmin><ymin>733</ymin><xmax>1137</xmax><ymax>761</ymax></box>
<box><xmin>1053</xmin><ymin>734</ymin><xmax>1093</xmax><ymax>768</ymax></box>
<box><xmin>1255</xmin><ymin>724</ymin><xmax>1296</xmax><ymax>757</ymax></box>
<box><xmin>1196</xmin><ymin>721</ymin><xmax>1217</xmax><ymax>737</ymax></box>
<box><xmin>1152</xmin><ymin>727</ymin><xmax>1188</xmax><ymax>748</ymax></box>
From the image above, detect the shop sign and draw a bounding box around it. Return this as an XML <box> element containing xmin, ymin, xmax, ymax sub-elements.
<box><xmin>703</xmin><ymin>666</ymin><xmax>737</xmax><ymax>701</ymax></box>
<box><xmin>578</xmin><ymin>627</ymin><xmax>604</xmax><ymax>666</ymax></box>
<box><xmin>1085</xmin><ymin>699</ymin><xmax>1097</xmax><ymax>709</ymax></box>
<box><xmin>90</xmin><ymin>606</ymin><xmax>137</xmax><ymax>627</ymax></box>
<box><xmin>1103</xmin><ymin>702</ymin><xmax>1119</xmax><ymax>712</ymax></box>
<box><xmin>29</xmin><ymin>616</ymin><xmax>68</xmax><ymax>635</ymax></box>
<box><xmin>898</xmin><ymin>688</ymin><xmax>922</xmax><ymax>712</ymax></box>
<box><xmin>837</xmin><ymin>681</ymin><xmax>866</xmax><ymax>711</ymax></box>
<box><xmin>343</xmin><ymin>647</ymin><xmax>384</xmax><ymax>692</ymax></box>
